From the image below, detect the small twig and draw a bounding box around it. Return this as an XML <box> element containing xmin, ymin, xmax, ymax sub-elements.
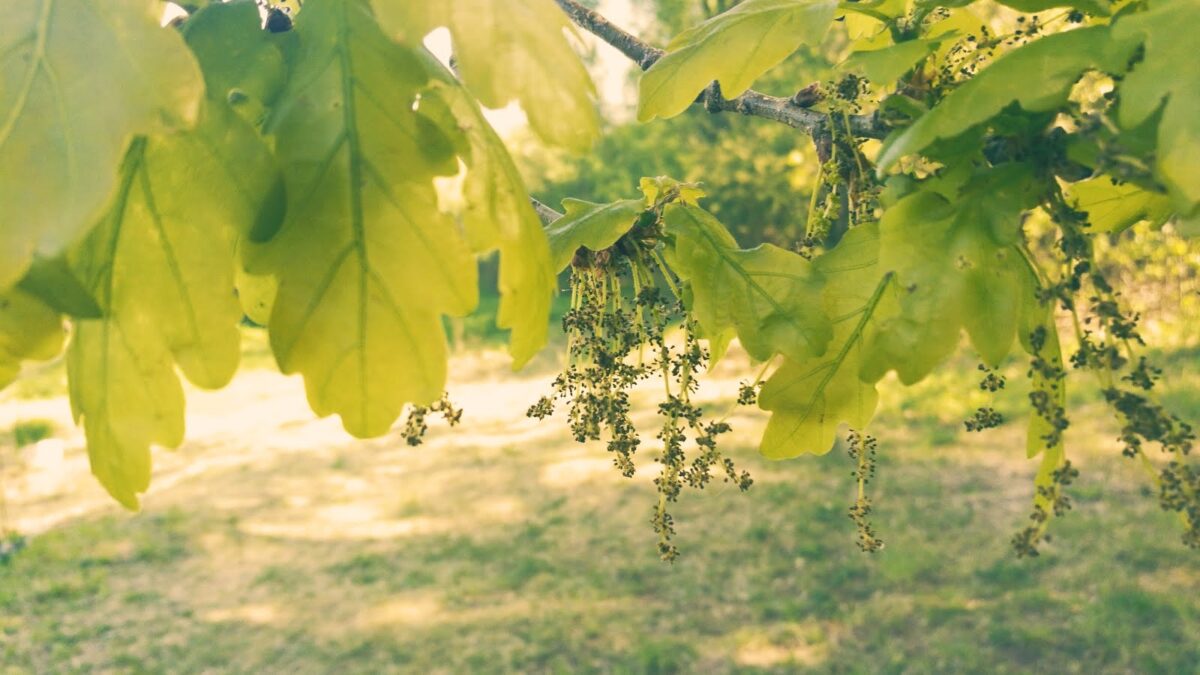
<box><xmin>553</xmin><ymin>0</ymin><xmax>888</xmax><ymax>140</ymax></box>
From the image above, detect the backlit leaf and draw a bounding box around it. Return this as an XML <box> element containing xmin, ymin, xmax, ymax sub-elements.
<box><xmin>419</xmin><ymin>53</ymin><xmax>555</xmax><ymax>368</ymax></box>
<box><xmin>544</xmin><ymin>199</ymin><xmax>646</xmax><ymax>273</ymax></box>
<box><xmin>839</xmin><ymin>39</ymin><xmax>939</xmax><ymax>86</ymax></box>
<box><xmin>758</xmin><ymin>223</ymin><xmax>890</xmax><ymax>459</ymax></box>
<box><xmin>1067</xmin><ymin>177</ymin><xmax>1173</xmax><ymax>233</ymax></box>
<box><xmin>877</xmin><ymin>27</ymin><xmax>1135</xmax><ymax>171</ymax></box>
<box><xmin>181</xmin><ymin>0</ymin><xmax>288</xmax><ymax>126</ymax></box>
<box><xmin>638</xmin><ymin>0</ymin><xmax>837</xmax><ymax>122</ymax></box>
<box><xmin>374</xmin><ymin>0</ymin><xmax>599</xmax><ymax>151</ymax></box>
<box><xmin>1112</xmin><ymin>0</ymin><xmax>1200</xmax><ymax>212</ymax></box>
<box><xmin>67</xmin><ymin>136</ymin><xmax>221</xmax><ymax>508</ymax></box>
<box><xmin>0</xmin><ymin>289</ymin><xmax>63</xmax><ymax>390</ymax></box>
<box><xmin>861</xmin><ymin>184</ymin><xmax>1024</xmax><ymax>383</ymax></box>
<box><xmin>0</xmin><ymin>0</ymin><xmax>203</xmax><ymax>291</ymax></box>
<box><xmin>182</xmin><ymin>0</ymin><xmax>288</xmax><ymax>243</ymax></box>
<box><xmin>244</xmin><ymin>0</ymin><xmax>476</xmax><ymax>438</ymax></box>
<box><xmin>665</xmin><ymin>204</ymin><xmax>832</xmax><ymax>363</ymax></box>
<box><xmin>65</xmin><ymin>5</ymin><xmax>291</xmax><ymax>506</ymax></box>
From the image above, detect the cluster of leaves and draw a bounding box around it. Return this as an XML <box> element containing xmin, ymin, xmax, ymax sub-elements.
<box><xmin>544</xmin><ymin>0</ymin><xmax>1200</xmax><ymax>554</ymax></box>
<box><xmin>1</xmin><ymin>0</ymin><xmax>597</xmax><ymax>506</ymax></box>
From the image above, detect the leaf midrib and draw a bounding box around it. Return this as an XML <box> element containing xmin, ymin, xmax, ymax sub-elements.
<box><xmin>336</xmin><ymin>3</ymin><xmax>371</xmax><ymax>430</ymax></box>
<box><xmin>776</xmin><ymin>272</ymin><xmax>891</xmax><ymax>426</ymax></box>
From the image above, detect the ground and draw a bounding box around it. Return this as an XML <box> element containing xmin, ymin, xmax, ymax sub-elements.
<box><xmin>0</xmin><ymin>333</ymin><xmax>1197</xmax><ymax>673</ymax></box>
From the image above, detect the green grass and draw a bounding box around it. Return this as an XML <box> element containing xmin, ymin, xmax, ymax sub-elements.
<box><xmin>3</xmin><ymin>419</ymin><xmax>55</xmax><ymax>449</ymax></box>
<box><xmin>2</xmin><ymin>449</ymin><xmax>1195</xmax><ymax>672</ymax></box>
<box><xmin>1</xmin><ymin>318</ymin><xmax>1197</xmax><ymax>672</ymax></box>
<box><xmin>0</xmin><ymin>344</ymin><xmax>1197</xmax><ymax>673</ymax></box>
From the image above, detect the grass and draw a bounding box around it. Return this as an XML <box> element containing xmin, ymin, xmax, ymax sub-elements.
<box><xmin>0</xmin><ymin>339</ymin><xmax>1197</xmax><ymax>673</ymax></box>
<box><xmin>6</xmin><ymin>420</ymin><xmax>55</xmax><ymax>449</ymax></box>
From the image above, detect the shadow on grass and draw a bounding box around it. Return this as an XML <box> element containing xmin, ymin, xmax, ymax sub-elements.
<box><xmin>2</xmin><ymin>404</ymin><xmax>1197</xmax><ymax>674</ymax></box>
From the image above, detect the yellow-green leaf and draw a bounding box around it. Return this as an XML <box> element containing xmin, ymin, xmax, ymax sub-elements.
<box><xmin>665</xmin><ymin>204</ymin><xmax>832</xmax><ymax>363</ymax></box>
<box><xmin>0</xmin><ymin>0</ymin><xmax>204</xmax><ymax>291</ymax></box>
<box><xmin>244</xmin><ymin>0</ymin><xmax>476</xmax><ymax>438</ymax></box>
<box><xmin>419</xmin><ymin>53</ymin><xmax>555</xmax><ymax>368</ymax></box>
<box><xmin>67</xmin><ymin>70</ymin><xmax>285</xmax><ymax>507</ymax></box>
<box><xmin>758</xmin><ymin>223</ymin><xmax>890</xmax><ymax>459</ymax></box>
<box><xmin>0</xmin><ymin>288</ymin><xmax>64</xmax><ymax>390</ymax></box>
<box><xmin>182</xmin><ymin>0</ymin><xmax>288</xmax><ymax>243</ymax></box>
<box><xmin>61</xmin><ymin>143</ymin><xmax>196</xmax><ymax>506</ymax></box>
<box><xmin>861</xmin><ymin>185</ymin><xmax>1024</xmax><ymax>383</ymax></box>
<box><xmin>877</xmin><ymin>27</ymin><xmax>1135</xmax><ymax>171</ymax></box>
<box><xmin>638</xmin><ymin>0</ymin><xmax>837</xmax><ymax>122</ymax></box>
<box><xmin>838</xmin><ymin>39</ymin><xmax>939</xmax><ymax>86</ymax></box>
<box><xmin>544</xmin><ymin>199</ymin><xmax>646</xmax><ymax>273</ymax></box>
<box><xmin>1066</xmin><ymin>177</ymin><xmax>1173</xmax><ymax>233</ymax></box>
<box><xmin>1112</xmin><ymin>0</ymin><xmax>1200</xmax><ymax>211</ymax></box>
<box><xmin>68</xmin><ymin>312</ymin><xmax>184</xmax><ymax>510</ymax></box>
<box><xmin>181</xmin><ymin>0</ymin><xmax>287</xmax><ymax>122</ymax></box>
<box><xmin>374</xmin><ymin>0</ymin><xmax>599</xmax><ymax>151</ymax></box>
<box><xmin>16</xmin><ymin>256</ymin><xmax>102</xmax><ymax>319</ymax></box>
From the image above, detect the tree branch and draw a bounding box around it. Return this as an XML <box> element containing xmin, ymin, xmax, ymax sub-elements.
<box><xmin>556</xmin><ymin>0</ymin><xmax>664</xmax><ymax>69</ymax></box>
<box><xmin>554</xmin><ymin>0</ymin><xmax>888</xmax><ymax>140</ymax></box>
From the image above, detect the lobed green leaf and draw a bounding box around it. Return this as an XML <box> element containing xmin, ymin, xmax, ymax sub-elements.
<box><xmin>638</xmin><ymin>0</ymin><xmax>837</xmax><ymax>122</ymax></box>
<box><xmin>544</xmin><ymin>199</ymin><xmax>646</xmax><ymax>273</ymax></box>
<box><xmin>877</xmin><ymin>27</ymin><xmax>1135</xmax><ymax>171</ymax></box>
<box><xmin>1066</xmin><ymin>177</ymin><xmax>1173</xmax><ymax>234</ymax></box>
<box><xmin>0</xmin><ymin>0</ymin><xmax>204</xmax><ymax>291</ymax></box>
<box><xmin>861</xmin><ymin>179</ymin><xmax>1027</xmax><ymax>384</ymax></box>
<box><xmin>244</xmin><ymin>0</ymin><xmax>476</xmax><ymax>439</ymax></box>
<box><xmin>419</xmin><ymin>52</ymin><xmax>556</xmax><ymax>369</ymax></box>
<box><xmin>374</xmin><ymin>0</ymin><xmax>599</xmax><ymax>151</ymax></box>
<box><xmin>1112</xmin><ymin>0</ymin><xmax>1200</xmax><ymax>214</ymax></box>
<box><xmin>181</xmin><ymin>0</ymin><xmax>288</xmax><ymax>127</ymax></box>
<box><xmin>758</xmin><ymin>223</ymin><xmax>890</xmax><ymax>459</ymax></box>
<box><xmin>665</xmin><ymin>204</ymin><xmax>832</xmax><ymax>363</ymax></box>
<box><xmin>66</xmin><ymin>3</ymin><xmax>291</xmax><ymax>507</ymax></box>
